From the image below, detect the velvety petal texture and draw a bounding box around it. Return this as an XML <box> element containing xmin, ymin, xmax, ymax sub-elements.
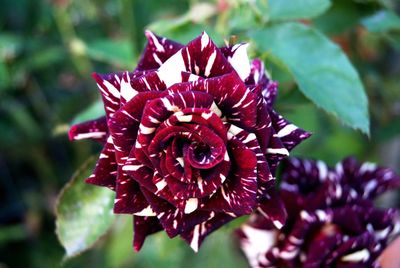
<box><xmin>237</xmin><ymin>157</ymin><xmax>400</xmax><ymax>267</ymax></box>
<box><xmin>69</xmin><ymin>32</ymin><xmax>310</xmax><ymax>252</ymax></box>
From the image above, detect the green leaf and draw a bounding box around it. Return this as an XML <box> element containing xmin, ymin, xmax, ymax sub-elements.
<box><xmin>147</xmin><ymin>3</ymin><xmax>217</xmax><ymax>34</ymax></box>
<box><xmin>56</xmin><ymin>157</ymin><xmax>115</xmax><ymax>259</ymax></box>
<box><xmin>361</xmin><ymin>10</ymin><xmax>400</xmax><ymax>33</ymax></box>
<box><xmin>85</xmin><ymin>39</ymin><xmax>135</xmax><ymax>68</ymax></box>
<box><xmin>71</xmin><ymin>99</ymin><xmax>105</xmax><ymax>125</ymax></box>
<box><xmin>268</xmin><ymin>0</ymin><xmax>331</xmax><ymax>21</ymax></box>
<box><xmin>251</xmin><ymin>22</ymin><xmax>370</xmax><ymax>135</ymax></box>
<box><xmin>313</xmin><ymin>0</ymin><xmax>367</xmax><ymax>35</ymax></box>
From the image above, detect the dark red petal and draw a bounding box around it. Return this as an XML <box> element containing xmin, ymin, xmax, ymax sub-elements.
<box><xmin>180</xmin><ymin>212</ymin><xmax>236</xmax><ymax>252</ymax></box>
<box><xmin>68</xmin><ymin>116</ymin><xmax>108</xmax><ymax>143</ymax></box>
<box><xmin>141</xmin><ymin>188</ymin><xmax>213</xmax><ymax>238</ymax></box>
<box><xmin>109</xmin><ymin>91</ymin><xmax>163</xmax><ymax>167</ymax></box>
<box><xmin>85</xmin><ymin>136</ymin><xmax>117</xmax><ymax>190</ymax></box>
<box><xmin>202</xmin><ymin>137</ymin><xmax>257</xmax><ymax>215</ymax></box>
<box><xmin>108</xmin><ymin>92</ymin><xmax>164</xmax><ymax>213</ymax></box>
<box><xmin>220</xmin><ymin>43</ymin><xmax>251</xmax><ymax>81</ymax></box>
<box><xmin>135</xmin><ymin>91</ymin><xmax>215</xmax><ymax>163</ymax></box>
<box><xmin>135</xmin><ymin>31</ymin><xmax>184</xmax><ymax>72</ymax></box>
<box><xmin>257</xmin><ymin>188</ymin><xmax>287</xmax><ymax>230</ymax></box>
<box><xmin>254</xmin><ymin>99</ymin><xmax>272</xmax><ymax>154</ymax></box>
<box><xmin>270</xmin><ymin>109</ymin><xmax>312</xmax><ymax>152</ymax></box>
<box><xmin>114</xmin><ymin>170</ymin><xmax>151</xmax><ymax>214</ymax></box>
<box><xmin>133</xmin><ymin>215</ymin><xmax>163</xmax><ymax>251</ymax></box>
<box><xmin>265</xmin><ymin>129</ymin><xmax>289</xmax><ymax>174</ymax></box>
<box><xmin>92</xmin><ymin>72</ymin><xmax>123</xmax><ymax>119</ymax></box>
<box><xmin>156</xmin><ymin>32</ymin><xmax>233</xmax><ymax>87</ymax></box>
<box><xmin>168</xmin><ymin>72</ymin><xmax>258</xmax><ymax>130</ymax></box>
<box><xmin>225</xmin><ymin>122</ymin><xmax>274</xmax><ymax>201</ymax></box>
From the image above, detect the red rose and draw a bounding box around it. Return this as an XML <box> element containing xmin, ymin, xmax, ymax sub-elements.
<box><xmin>69</xmin><ymin>31</ymin><xmax>310</xmax><ymax>251</ymax></box>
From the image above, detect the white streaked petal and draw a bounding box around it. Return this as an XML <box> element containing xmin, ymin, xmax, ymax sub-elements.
<box><xmin>184</xmin><ymin>198</ymin><xmax>198</xmax><ymax>214</ymax></box>
<box><xmin>227</xmin><ymin>43</ymin><xmax>251</xmax><ymax>81</ymax></box>
<box><xmin>134</xmin><ymin>205</ymin><xmax>157</xmax><ymax>216</ymax></box>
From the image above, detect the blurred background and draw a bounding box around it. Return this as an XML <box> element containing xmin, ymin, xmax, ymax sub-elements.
<box><xmin>0</xmin><ymin>0</ymin><xmax>399</xmax><ymax>267</ymax></box>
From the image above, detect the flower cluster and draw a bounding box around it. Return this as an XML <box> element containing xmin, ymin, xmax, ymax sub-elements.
<box><xmin>237</xmin><ymin>157</ymin><xmax>400</xmax><ymax>267</ymax></box>
<box><xmin>69</xmin><ymin>32</ymin><xmax>310</xmax><ymax>251</ymax></box>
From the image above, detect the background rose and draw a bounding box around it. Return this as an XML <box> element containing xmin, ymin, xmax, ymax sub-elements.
<box><xmin>237</xmin><ymin>157</ymin><xmax>400</xmax><ymax>267</ymax></box>
<box><xmin>69</xmin><ymin>31</ymin><xmax>310</xmax><ymax>251</ymax></box>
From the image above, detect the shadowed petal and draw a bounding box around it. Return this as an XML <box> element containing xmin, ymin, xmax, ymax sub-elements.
<box><xmin>133</xmin><ymin>215</ymin><xmax>163</xmax><ymax>251</ymax></box>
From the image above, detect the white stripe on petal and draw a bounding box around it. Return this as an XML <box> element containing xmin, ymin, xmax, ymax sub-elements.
<box><xmin>228</xmin><ymin>43</ymin><xmax>251</xmax><ymax>81</ymax></box>
<box><xmin>134</xmin><ymin>206</ymin><xmax>157</xmax><ymax>216</ymax></box>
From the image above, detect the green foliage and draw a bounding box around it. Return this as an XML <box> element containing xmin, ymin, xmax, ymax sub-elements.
<box><xmin>71</xmin><ymin>99</ymin><xmax>105</xmax><ymax>125</ymax></box>
<box><xmin>251</xmin><ymin>22</ymin><xmax>370</xmax><ymax>135</ymax></box>
<box><xmin>362</xmin><ymin>10</ymin><xmax>400</xmax><ymax>33</ymax></box>
<box><xmin>56</xmin><ymin>157</ymin><xmax>115</xmax><ymax>259</ymax></box>
<box><xmin>267</xmin><ymin>0</ymin><xmax>332</xmax><ymax>21</ymax></box>
<box><xmin>85</xmin><ymin>39</ymin><xmax>136</xmax><ymax>69</ymax></box>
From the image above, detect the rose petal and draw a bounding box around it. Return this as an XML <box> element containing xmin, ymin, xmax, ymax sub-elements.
<box><xmin>270</xmin><ymin>109</ymin><xmax>312</xmax><ymax>152</ymax></box>
<box><xmin>141</xmin><ymin>187</ymin><xmax>214</xmax><ymax>238</ymax></box>
<box><xmin>114</xmin><ymin>170</ymin><xmax>151</xmax><ymax>214</ymax></box>
<box><xmin>156</xmin><ymin>32</ymin><xmax>233</xmax><ymax>87</ymax></box>
<box><xmin>180</xmin><ymin>212</ymin><xmax>235</xmax><ymax>252</ymax></box>
<box><xmin>220</xmin><ymin>43</ymin><xmax>251</xmax><ymax>81</ymax></box>
<box><xmin>92</xmin><ymin>72</ymin><xmax>123</xmax><ymax>119</ymax></box>
<box><xmin>85</xmin><ymin>136</ymin><xmax>117</xmax><ymax>190</ymax></box>
<box><xmin>202</xmin><ymin>137</ymin><xmax>257</xmax><ymax>215</ymax></box>
<box><xmin>135</xmin><ymin>31</ymin><xmax>184</xmax><ymax>72</ymax></box>
<box><xmin>168</xmin><ymin>72</ymin><xmax>258</xmax><ymax>130</ymax></box>
<box><xmin>133</xmin><ymin>215</ymin><xmax>163</xmax><ymax>251</ymax></box>
<box><xmin>68</xmin><ymin>116</ymin><xmax>108</xmax><ymax>143</ymax></box>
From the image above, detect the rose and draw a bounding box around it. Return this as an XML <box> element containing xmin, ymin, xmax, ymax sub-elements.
<box><xmin>69</xmin><ymin>31</ymin><xmax>310</xmax><ymax>251</ymax></box>
<box><xmin>237</xmin><ymin>157</ymin><xmax>400</xmax><ymax>267</ymax></box>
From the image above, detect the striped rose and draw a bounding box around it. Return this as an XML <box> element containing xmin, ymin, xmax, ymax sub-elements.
<box><xmin>237</xmin><ymin>157</ymin><xmax>400</xmax><ymax>267</ymax></box>
<box><xmin>69</xmin><ymin>32</ymin><xmax>310</xmax><ymax>251</ymax></box>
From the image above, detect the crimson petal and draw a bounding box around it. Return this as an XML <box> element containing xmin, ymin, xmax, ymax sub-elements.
<box><xmin>135</xmin><ymin>31</ymin><xmax>184</xmax><ymax>72</ymax></box>
<box><xmin>133</xmin><ymin>215</ymin><xmax>163</xmax><ymax>251</ymax></box>
<box><xmin>68</xmin><ymin>116</ymin><xmax>108</xmax><ymax>144</ymax></box>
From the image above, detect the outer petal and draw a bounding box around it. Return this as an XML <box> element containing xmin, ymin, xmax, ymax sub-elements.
<box><xmin>269</xmin><ymin>109</ymin><xmax>312</xmax><ymax>152</ymax></box>
<box><xmin>133</xmin><ymin>215</ymin><xmax>163</xmax><ymax>251</ymax></box>
<box><xmin>85</xmin><ymin>136</ymin><xmax>118</xmax><ymax>190</ymax></box>
<box><xmin>92</xmin><ymin>72</ymin><xmax>123</xmax><ymax>119</ymax></box>
<box><xmin>257</xmin><ymin>188</ymin><xmax>287</xmax><ymax>230</ymax></box>
<box><xmin>180</xmin><ymin>212</ymin><xmax>236</xmax><ymax>252</ymax></box>
<box><xmin>141</xmin><ymin>188</ymin><xmax>214</xmax><ymax>238</ymax></box>
<box><xmin>220</xmin><ymin>43</ymin><xmax>251</xmax><ymax>81</ymax></box>
<box><xmin>68</xmin><ymin>116</ymin><xmax>108</xmax><ymax>143</ymax></box>
<box><xmin>109</xmin><ymin>91</ymin><xmax>163</xmax><ymax>213</ymax></box>
<box><xmin>156</xmin><ymin>32</ymin><xmax>233</xmax><ymax>87</ymax></box>
<box><xmin>266</xmin><ymin>110</ymin><xmax>311</xmax><ymax>173</ymax></box>
<box><xmin>135</xmin><ymin>31</ymin><xmax>184</xmax><ymax>72</ymax></box>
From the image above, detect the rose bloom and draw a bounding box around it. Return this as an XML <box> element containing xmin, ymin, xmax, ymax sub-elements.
<box><xmin>69</xmin><ymin>31</ymin><xmax>310</xmax><ymax>251</ymax></box>
<box><xmin>237</xmin><ymin>157</ymin><xmax>400</xmax><ymax>267</ymax></box>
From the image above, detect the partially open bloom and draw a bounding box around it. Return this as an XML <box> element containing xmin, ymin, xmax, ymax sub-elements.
<box><xmin>69</xmin><ymin>31</ymin><xmax>310</xmax><ymax>251</ymax></box>
<box><xmin>237</xmin><ymin>157</ymin><xmax>400</xmax><ymax>267</ymax></box>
